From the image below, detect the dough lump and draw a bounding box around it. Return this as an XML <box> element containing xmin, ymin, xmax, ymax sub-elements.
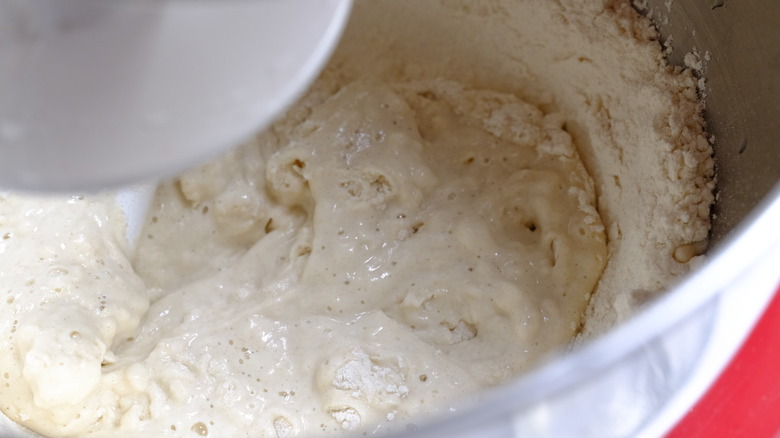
<box><xmin>0</xmin><ymin>79</ymin><xmax>605</xmax><ymax>436</ymax></box>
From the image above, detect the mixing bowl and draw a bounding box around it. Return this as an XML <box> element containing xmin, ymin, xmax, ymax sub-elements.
<box><xmin>1</xmin><ymin>0</ymin><xmax>778</xmax><ymax>437</ymax></box>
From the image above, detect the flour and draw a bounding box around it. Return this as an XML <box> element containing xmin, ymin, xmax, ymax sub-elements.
<box><xmin>332</xmin><ymin>349</ymin><xmax>409</xmax><ymax>400</ymax></box>
<box><xmin>0</xmin><ymin>1</ymin><xmax>713</xmax><ymax>437</ymax></box>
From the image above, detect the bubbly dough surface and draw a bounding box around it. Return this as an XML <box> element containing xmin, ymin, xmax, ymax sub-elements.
<box><xmin>0</xmin><ymin>79</ymin><xmax>605</xmax><ymax>437</ymax></box>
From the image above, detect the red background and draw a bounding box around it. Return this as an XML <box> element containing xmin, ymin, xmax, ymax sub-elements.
<box><xmin>667</xmin><ymin>283</ymin><xmax>780</xmax><ymax>438</ymax></box>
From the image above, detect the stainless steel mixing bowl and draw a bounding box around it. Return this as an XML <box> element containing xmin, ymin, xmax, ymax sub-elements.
<box><xmin>1</xmin><ymin>1</ymin><xmax>777</xmax><ymax>437</ymax></box>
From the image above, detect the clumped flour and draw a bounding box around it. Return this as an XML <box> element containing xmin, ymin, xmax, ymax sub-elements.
<box><xmin>0</xmin><ymin>1</ymin><xmax>713</xmax><ymax>437</ymax></box>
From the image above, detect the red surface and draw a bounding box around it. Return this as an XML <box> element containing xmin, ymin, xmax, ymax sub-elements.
<box><xmin>667</xmin><ymin>282</ymin><xmax>780</xmax><ymax>438</ymax></box>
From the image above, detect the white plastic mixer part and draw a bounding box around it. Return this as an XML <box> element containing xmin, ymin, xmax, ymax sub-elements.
<box><xmin>0</xmin><ymin>0</ymin><xmax>353</xmax><ymax>191</ymax></box>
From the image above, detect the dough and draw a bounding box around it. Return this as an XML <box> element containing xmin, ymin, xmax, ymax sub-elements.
<box><xmin>0</xmin><ymin>0</ymin><xmax>714</xmax><ymax>437</ymax></box>
<box><xmin>0</xmin><ymin>78</ymin><xmax>606</xmax><ymax>436</ymax></box>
